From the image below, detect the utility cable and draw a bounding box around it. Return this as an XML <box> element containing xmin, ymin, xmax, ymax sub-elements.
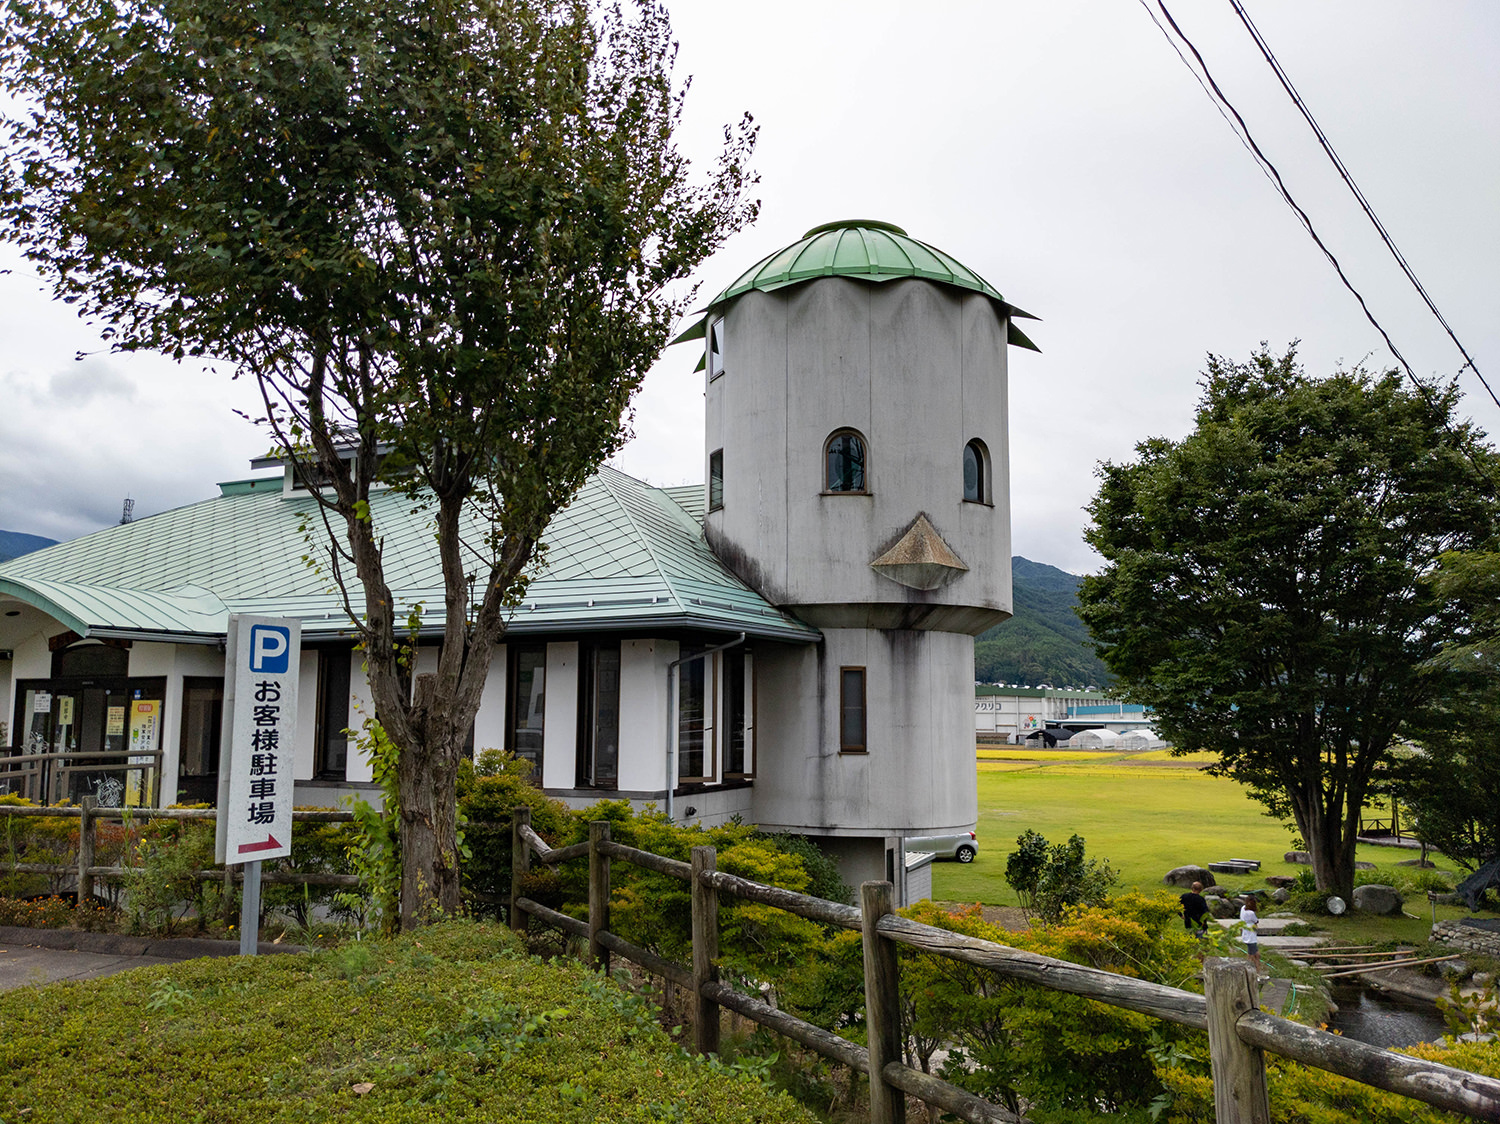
<box><xmin>1228</xmin><ymin>0</ymin><xmax>1497</xmax><ymax>412</ymax></box>
<box><xmin>1139</xmin><ymin>0</ymin><xmax>1495</xmax><ymax>490</ymax></box>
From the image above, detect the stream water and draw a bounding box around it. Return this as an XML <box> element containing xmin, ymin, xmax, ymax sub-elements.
<box><xmin>1325</xmin><ymin>982</ymin><xmax>1450</xmax><ymax>1048</ymax></box>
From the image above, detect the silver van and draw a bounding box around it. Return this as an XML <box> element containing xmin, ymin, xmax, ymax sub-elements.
<box><xmin>905</xmin><ymin>830</ymin><xmax>978</xmax><ymax>863</ymax></box>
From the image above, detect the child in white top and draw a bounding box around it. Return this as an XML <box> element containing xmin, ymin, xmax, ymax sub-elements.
<box><xmin>1239</xmin><ymin>896</ymin><xmax>1263</xmax><ymax>973</ymax></box>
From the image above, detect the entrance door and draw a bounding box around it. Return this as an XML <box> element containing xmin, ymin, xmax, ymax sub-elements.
<box><xmin>12</xmin><ymin>679</ymin><xmax>161</xmax><ymax>806</ymax></box>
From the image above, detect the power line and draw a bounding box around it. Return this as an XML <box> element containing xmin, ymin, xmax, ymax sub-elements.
<box><xmin>1227</xmin><ymin>0</ymin><xmax>1498</xmax><ymax>412</ymax></box>
<box><xmin>1138</xmin><ymin>0</ymin><xmax>1495</xmax><ymax>488</ymax></box>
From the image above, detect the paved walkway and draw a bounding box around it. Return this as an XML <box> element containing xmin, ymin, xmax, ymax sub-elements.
<box><xmin>0</xmin><ymin>944</ymin><xmax>178</xmax><ymax>990</ymax></box>
<box><xmin>0</xmin><ymin>926</ymin><xmax>303</xmax><ymax>993</ymax></box>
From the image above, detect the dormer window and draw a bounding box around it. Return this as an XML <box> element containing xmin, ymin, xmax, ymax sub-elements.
<box><xmin>963</xmin><ymin>439</ymin><xmax>990</xmax><ymax>504</ymax></box>
<box><xmin>707</xmin><ymin>317</ymin><xmax>725</xmax><ymax>381</ymax></box>
<box><xmin>824</xmin><ymin>429</ymin><xmax>868</xmax><ymax>494</ymax></box>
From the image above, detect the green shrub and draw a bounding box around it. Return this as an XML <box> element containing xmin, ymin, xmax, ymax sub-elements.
<box><xmin>1155</xmin><ymin>1039</ymin><xmax>1500</xmax><ymax>1123</ymax></box>
<box><xmin>901</xmin><ymin>893</ymin><xmax>1203</xmax><ymax>1116</ymax></box>
<box><xmin>456</xmin><ymin>748</ymin><xmax>572</xmax><ymax>919</ymax></box>
<box><xmin>124</xmin><ymin>815</ymin><xmax>222</xmax><ymax>934</ymax></box>
<box><xmin>1004</xmin><ymin>829</ymin><xmax>1118</xmax><ymax>923</ymax></box>
<box><xmin>0</xmin><ymin>920</ymin><xmax>817</xmax><ymax>1124</ymax></box>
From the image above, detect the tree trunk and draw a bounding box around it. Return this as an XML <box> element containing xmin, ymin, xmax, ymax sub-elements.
<box><xmin>396</xmin><ymin>674</ymin><xmax>464</xmax><ymax>925</ymax></box>
<box><xmin>1306</xmin><ymin>806</ymin><xmax>1357</xmax><ymax>902</ymax></box>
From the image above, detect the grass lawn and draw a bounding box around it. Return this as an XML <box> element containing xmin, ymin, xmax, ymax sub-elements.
<box><xmin>934</xmin><ymin>752</ymin><xmax>1488</xmax><ymax>939</ymax></box>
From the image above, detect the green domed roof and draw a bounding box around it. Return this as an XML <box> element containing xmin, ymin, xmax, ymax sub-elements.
<box><xmin>674</xmin><ymin>220</ymin><xmax>1039</xmax><ymax>355</ymax></box>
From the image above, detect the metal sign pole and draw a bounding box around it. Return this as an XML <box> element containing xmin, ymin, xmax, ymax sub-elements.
<box><xmin>239</xmin><ymin>860</ymin><xmax>261</xmax><ymax>957</ymax></box>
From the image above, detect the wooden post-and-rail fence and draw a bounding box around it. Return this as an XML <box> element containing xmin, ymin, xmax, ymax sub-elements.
<box><xmin>509</xmin><ymin>806</ymin><xmax>1500</xmax><ymax>1124</ymax></box>
<box><xmin>0</xmin><ymin>800</ymin><xmax>360</xmax><ymax>904</ymax></box>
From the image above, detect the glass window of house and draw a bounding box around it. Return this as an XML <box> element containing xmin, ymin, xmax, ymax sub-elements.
<box><xmin>178</xmin><ymin>678</ymin><xmax>223</xmax><ymax>804</ymax></box>
<box><xmin>963</xmin><ymin>439</ymin><xmax>989</xmax><ymax>504</ymax></box>
<box><xmin>314</xmin><ymin>650</ymin><xmax>351</xmax><ymax>779</ymax></box>
<box><xmin>708</xmin><ymin>449</ymin><xmax>724</xmax><ymax>511</ymax></box>
<box><xmin>724</xmin><ymin>651</ymin><xmax>754</xmax><ymax>778</ymax></box>
<box><xmin>678</xmin><ymin>651</ymin><xmax>713</xmax><ymax>782</ymax></box>
<box><xmin>508</xmin><ymin>645</ymin><xmax>547</xmax><ymax>776</ymax></box>
<box><xmin>707</xmin><ymin>317</ymin><xmax>725</xmax><ymax>381</ymax></box>
<box><xmin>825</xmin><ymin>430</ymin><xmax>868</xmax><ymax>493</ymax></box>
<box><xmin>840</xmin><ymin>667</ymin><xmax>867</xmax><ymax>753</ymax></box>
<box><xmin>578</xmin><ymin>643</ymin><xmax>620</xmax><ymax>788</ymax></box>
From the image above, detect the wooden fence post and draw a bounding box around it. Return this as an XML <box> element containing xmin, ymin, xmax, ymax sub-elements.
<box><xmin>510</xmin><ymin>805</ymin><xmax>531</xmax><ymax>935</ymax></box>
<box><xmin>691</xmin><ymin>844</ymin><xmax>720</xmax><ymax>1057</ymax></box>
<box><xmin>1204</xmin><ymin>957</ymin><xmax>1271</xmax><ymax>1124</ymax></box>
<box><xmin>588</xmin><ymin>820</ymin><xmax>611</xmax><ymax>972</ymax></box>
<box><xmin>76</xmin><ymin>796</ymin><xmax>97</xmax><ymax>906</ymax></box>
<box><xmin>861</xmin><ymin>880</ymin><xmax>906</xmax><ymax>1124</ymax></box>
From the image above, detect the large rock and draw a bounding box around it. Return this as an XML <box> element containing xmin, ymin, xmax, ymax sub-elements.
<box><xmin>1164</xmin><ymin>865</ymin><xmax>1216</xmax><ymax>889</ymax></box>
<box><xmin>1286</xmin><ymin>851</ymin><xmax>1311</xmax><ymax>864</ymax></box>
<box><xmin>1353</xmin><ymin>883</ymin><xmax>1404</xmax><ymax>915</ymax></box>
<box><xmin>1210</xmin><ymin>896</ymin><xmax>1240</xmax><ymax>919</ymax></box>
<box><xmin>1355</xmin><ymin>861</ymin><xmax>1377</xmax><ymax>871</ymax></box>
<box><xmin>1265</xmin><ymin>875</ymin><xmax>1298</xmax><ymax>888</ymax></box>
<box><xmin>1272</xmin><ymin>888</ymin><xmax>1291</xmax><ymax>903</ymax></box>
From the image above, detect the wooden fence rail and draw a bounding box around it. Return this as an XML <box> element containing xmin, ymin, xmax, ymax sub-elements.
<box><xmin>509</xmin><ymin>807</ymin><xmax>1500</xmax><ymax>1124</ymax></box>
<box><xmin>0</xmin><ymin>800</ymin><xmax>359</xmax><ymax>900</ymax></box>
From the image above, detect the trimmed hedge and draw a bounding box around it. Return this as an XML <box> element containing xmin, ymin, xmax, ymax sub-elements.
<box><xmin>0</xmin><ymin>920</ymin><xmax>816</xmax><ymax>1124</ymax></box>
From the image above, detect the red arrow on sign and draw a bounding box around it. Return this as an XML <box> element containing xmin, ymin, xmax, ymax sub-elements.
<box><xmin>238</xmin><ymin>834</ymin><xmax>282</xmax><ymax>855</ymax></box>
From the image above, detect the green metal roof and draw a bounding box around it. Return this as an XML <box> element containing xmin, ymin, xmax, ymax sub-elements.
<box><xmin>674</xmin><ymin>220</ymin><xmax>1040</xmax><ymax>358</ymax></box>
<box><xmin>0</xmin><ymin>467</ymin><xmax>818</xmax><ymax>645</ymax></box>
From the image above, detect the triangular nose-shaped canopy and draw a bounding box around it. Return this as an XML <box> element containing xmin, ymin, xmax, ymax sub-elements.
<box><xmin>869</xmin><ymin>515</ymin><xmax>969</xmax><ymax>591</ymax></box>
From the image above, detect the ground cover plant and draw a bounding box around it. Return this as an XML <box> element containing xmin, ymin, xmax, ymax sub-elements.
<box><xmin>0</xmin><ymin>920</ymin><xmax>816</xmax><ymax>1124</ymax></box>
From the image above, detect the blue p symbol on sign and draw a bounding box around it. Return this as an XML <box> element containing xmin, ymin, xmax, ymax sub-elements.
<box><xmin>249</xmin><ymin>625</ymin><xmax>291</xmax><ymax>674</ymax></box>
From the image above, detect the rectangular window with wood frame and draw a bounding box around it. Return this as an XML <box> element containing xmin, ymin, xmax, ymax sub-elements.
<box><xmin>840</xmin><ymin>666</ymin><xmax>866</xmax><ymax>753</ymax></box>
<box><xmin>724</xmin><ymin>651</ymin><xmax>754</xmax><ymax>778</ymax></box>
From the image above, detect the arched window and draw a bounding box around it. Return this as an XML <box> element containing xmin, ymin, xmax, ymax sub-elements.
<box><xmin>824</xmin><ymin>430</ymin><xmax>868</xmax><ymax>493</ymax></box>
<box><xmin>963</xmin><ymin>439</ymin><xmax>990</xmax><ymax>504</ymax></box>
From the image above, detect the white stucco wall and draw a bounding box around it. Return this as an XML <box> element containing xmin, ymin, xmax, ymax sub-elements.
<box><xmin>473</xmin><ymin>642</ymin><xmax>508</xmax><ymax>755</ymax></box>
<box><xmin>10</xmin><ymin>633</ymin><xmax>49</xmax><ymax>680</ymax></box>
<box><xmin>618</xmin><ymin>638</ymin><xmax>675</xmax><ymax>793</ymax></box>
<box><xmin>540</xmin><ymin>642</ymin><xmax>578</xmax><ymax>790</ymax></box>
<box><xmin>293</xmin><ymin>650</ymin><xmax>320</xmax><ymax>781</ymax></box>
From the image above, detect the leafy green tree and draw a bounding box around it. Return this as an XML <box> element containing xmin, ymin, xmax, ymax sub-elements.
<box><xmin>1396</xmin><ymin>551</ymin><xmax>1500</xmax><ymax>873</ymax></box>
<box><xmin>1078</xmin><ymin>345</ymin><xmax>1497</xmax><ymax>899</ymax></box>
<box><xmin>0</xmin><ymin>0</ymin><xmax>757</xmax><ymax>926</ymax></box>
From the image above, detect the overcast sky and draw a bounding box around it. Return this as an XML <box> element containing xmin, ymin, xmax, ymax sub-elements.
<box><xmin>2</xmin><ymin>1</ymin><xmax>1496</xmax><ymax>574</ymax></box>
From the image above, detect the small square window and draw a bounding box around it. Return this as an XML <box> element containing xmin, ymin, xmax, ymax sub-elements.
<box><xmin>708</xmin><ymin>449</ymin><xmax>724</xmax><ymax>512</ymax></box>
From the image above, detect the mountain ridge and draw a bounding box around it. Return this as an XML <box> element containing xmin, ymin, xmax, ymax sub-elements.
<box><xmin>0</xmin><ymin>529</ymin><xmax>58</xmax><ymax>564</ymax></box>
<box><xmin>976</xmin><ymin>557</ymin><xmax>1110</xmax><ymax>688</ymax></box>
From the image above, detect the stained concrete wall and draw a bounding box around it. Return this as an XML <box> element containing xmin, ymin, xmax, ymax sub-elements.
<box><xmin>705</xmin><ymin>278</ymin><xmax>1012</xmax><ymax>635</ymax></box>
<box><xmin>750</xmin><ymin>629</ymin><xmax>978</xmax><ymax>839</ymax></box>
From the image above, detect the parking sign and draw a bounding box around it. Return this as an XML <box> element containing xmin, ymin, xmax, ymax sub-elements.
<box><xmin>216</xmin><ymin>615</ymin><xmax>299</xmax><ymax>865</ymax></box>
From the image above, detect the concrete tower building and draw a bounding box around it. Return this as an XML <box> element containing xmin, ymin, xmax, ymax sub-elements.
<box><xmin>687</xmin><ymin>220</ymin><xmax>1039</xmax><ymax>891</ymax></box>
